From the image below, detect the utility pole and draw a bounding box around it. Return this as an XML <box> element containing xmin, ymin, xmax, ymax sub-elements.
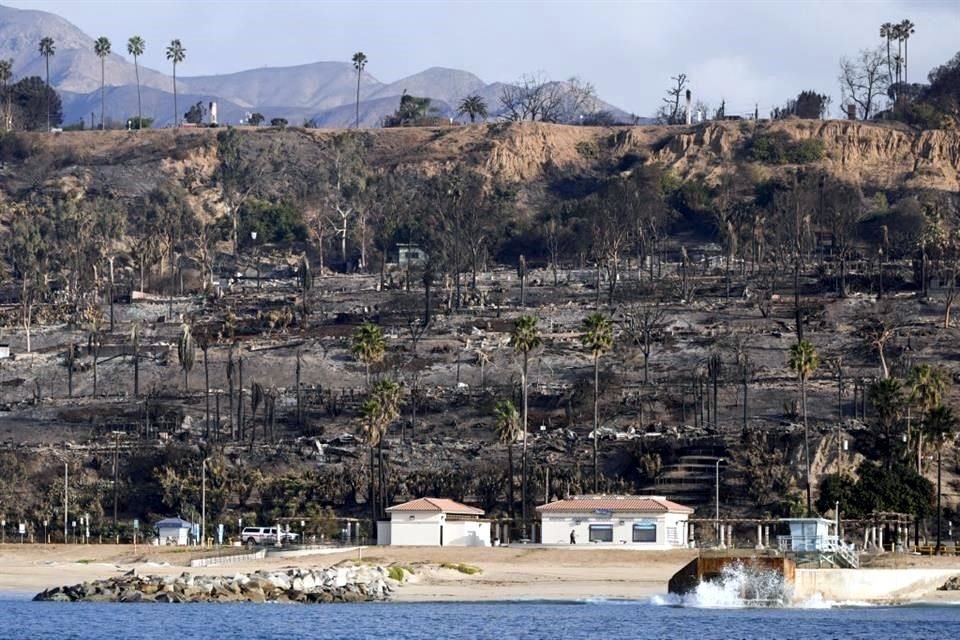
<box><xmin>63</xmin><ymin>462</ymin><xmax>68</xmax><ymax>543</ymax></box>
<box><xmin>201</xmin><ymin>458</ymin><xmax>207</xmax><ymax>548</ymax></box>
<box><xmin>715</xmin><ymin>457</ymin><xmax>724</xmax><ymax>544</ymax></box>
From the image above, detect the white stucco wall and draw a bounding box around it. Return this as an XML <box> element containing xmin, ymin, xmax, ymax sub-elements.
<box><xmin>382</xmin><ymin>511</ymin><xmax>490</xmax><ymax>547</ymax></box>
<box><xmin>442</xmin><ymin>520</ymin><xmax>491</xmax><ymax>547</ymax></box>
<box><xmin>539</xmin><ymin>511</ymin><xmax>689</xmax><ymax>549</ymax></box>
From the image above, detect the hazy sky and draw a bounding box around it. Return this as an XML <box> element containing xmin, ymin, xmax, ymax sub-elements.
<box><xmin>6</xmin><ymin>0</ymin><xmax>960</xmax><ymax>117</ymax></box>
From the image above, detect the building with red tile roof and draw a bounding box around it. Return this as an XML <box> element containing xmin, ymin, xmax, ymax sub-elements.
<box><xmin>379</xmin><ymin>497</ymin><xmax>490</xmax><ymax>547</ymax></box>
<box><xmin>536</xmin><ymin>495</ymin><xmax>693</xmax><ymax>548</ymax></box>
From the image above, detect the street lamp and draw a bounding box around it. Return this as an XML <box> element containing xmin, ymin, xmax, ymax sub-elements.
<box><xmin>201</xmin><ymin>457</ymin><xmax>209</xmax><ymax>548</ymax></box>
<box><xmin>715</xmin><ymin>457</ymin><xmax>725</xmax><ymax>544</ymax></box>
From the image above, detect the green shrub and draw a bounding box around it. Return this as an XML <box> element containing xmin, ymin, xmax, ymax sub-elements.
<box><xmin>440</xmin><ymin>562</ymin><xmax>481</xmax><ymax>575</ymax></box>
<box><xmin>387</xmin><ymin>566</ymin><xmax>407</xmax><ymax>581</ymax></box>
<box><xmin>748</xmin><ymin>133</ymin><xmax>824</xmax><ymax>164</ymax></box>
<box><xmin>239</xmin><ymin>199</ymin><xmax>307</xmax><ymax>247</ymax></box>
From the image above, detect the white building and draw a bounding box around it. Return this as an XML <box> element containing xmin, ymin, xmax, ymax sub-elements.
<box><xmin>536</xmin><ymin>495</ymin><xmax>693</xmax><ymax>549</ymax></box>
<box><xmin>378</xmin><ymin>497</ymin><xmax>490</xmax><ymax>547</ymax></box>
<box><xmin>155</xmin><ymin>517</ymin><xmax>195</xmax><ymax>546</ymax></box>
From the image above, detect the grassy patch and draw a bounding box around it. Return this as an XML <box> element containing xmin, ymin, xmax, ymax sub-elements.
<box><xmin>75</xmin><ymin>559</ymin><xmax>93</xmax><ymax>564</ymax></box>
<box><xmin>387</xmin><ymin>565</ymin><xmax>410</xmax><ymax>581</ymax></box>
<box><xmin>440</xmin><ymin>562</ymin><xmax>482</xmax><ymax>575</ymax></box>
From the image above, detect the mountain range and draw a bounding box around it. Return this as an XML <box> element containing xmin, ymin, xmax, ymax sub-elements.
<box><xmin>0</xmin><ymin>4</ymin><xmax>632</xmax><ymax>128</ymax></box>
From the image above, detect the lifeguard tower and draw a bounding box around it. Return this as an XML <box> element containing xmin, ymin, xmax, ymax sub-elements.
<box><xmin>778</xmin><ymin>517</ymin><xmax>859</xmax><ymax>568</ymax></box>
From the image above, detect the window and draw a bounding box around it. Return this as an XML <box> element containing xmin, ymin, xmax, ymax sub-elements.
<box><xmin>633</xmin><ymin>523</ymin><xmax>657</xmax><ymax>543</ymax></box>
<box><xmin>589</xmin><ymin>524</ymin><xmax>613</xmax><ymax>543</ymax></box>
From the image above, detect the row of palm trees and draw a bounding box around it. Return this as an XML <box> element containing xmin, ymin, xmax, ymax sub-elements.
<box><xmin>879</xmin><ymin>19</ymin><xmax>916</xmax><ymax>87</ymax></box>
<box><xmin>30</xmin><ymin>34</ymin><xmax>184</xmax><ymax>130</ymax></box>
<box><xmin>351</xmin><ymin>308</ymin><xmax>954</xmax><ymax>531</ymax></box>
<box><xmin>348</xmin><ymin>312</ymin><xmax>614</xmax><ymax>533</ymax></box>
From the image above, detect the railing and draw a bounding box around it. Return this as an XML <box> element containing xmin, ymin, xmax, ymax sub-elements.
<box><xmin>777</xmin><ymin>535</ymin><xmax>859</xmax><ymax>568</ymax></box>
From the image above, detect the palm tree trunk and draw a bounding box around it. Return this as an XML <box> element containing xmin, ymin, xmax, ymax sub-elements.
<box><xmin>172</xmin><ymin>63</ymin><xmax>178</xmax><ymax>128</ymax></box>
<box><xmin>521</xmin><ymin>352</ymin><xmax>529</xmax><ymax>537</ymax></box>
<box><xmin>593</xmin><ymin>353</ymin><xmax>600</xmax><ymax>493</ymax></box>
<box><xmin>355</xmin><ymin>71</ymin><xmax>361</xmax><ymax>129</ymax></box>
<box><xmin>507</xmin><ymin>443</ymin><xmax>515</xmax><ymax>519</ymax></box>
<box><xmin>135</xmin><ymin>56</ymin><xmax>142</xmax><ymax>128</ymax></box>
<box><xmin>45</xmin><ymin>56</ymin><xmax>50</xmax><ymax>131</ymax></box>
<box><xmin>369</xmin><ymin>445</ymin><xmax>377</xmax><ymax>541</ymax></box>
<box><xmin>802</xmin><ymin>375</ymin><xmax>812</xmax><ymax>515</ymax></box>
<box><xmin>100</xmin><ymin>57</ymin><xmax>105</xmax><ymax>130</ymax></box>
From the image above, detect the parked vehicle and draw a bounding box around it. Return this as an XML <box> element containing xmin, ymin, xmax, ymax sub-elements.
<box><xmin>241</xmin><ymin>526</ymin><xmax>298</xmax><ymax>546</ymax></box>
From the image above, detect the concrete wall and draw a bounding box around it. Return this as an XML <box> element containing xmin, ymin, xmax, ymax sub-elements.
<box><xmin>794</xmin><ymin>568</ymin><xmax>959</xmax><ymax>602</ymax></box>
<box><xmin>540</xmin><ymin>511</ymin><xmax>688</xmax><ymax>549</ymax></box>
<box><xmin>381</xmin><ymin>511</ymin><xmax>490</xmax><ymax>547</ymax></box>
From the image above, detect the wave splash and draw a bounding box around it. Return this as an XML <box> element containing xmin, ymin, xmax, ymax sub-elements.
<box><xmin>652</xmin><ymin>562</ymin><xmax>790</xmax><ymax>608</ymax></box>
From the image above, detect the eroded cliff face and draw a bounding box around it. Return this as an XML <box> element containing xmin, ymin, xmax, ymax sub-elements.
<box><xmin>649</xmin><ymin>119</ymin><xmax>960</xmax><ymax>192</ymax></box>
<box><xmin>2</xmin><ymin>120</ymin><xmax>957</xmax><ymax>217</ymax></box>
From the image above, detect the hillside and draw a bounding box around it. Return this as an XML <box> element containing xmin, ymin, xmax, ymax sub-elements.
<box><xmin>0</xmin><ymin>119</ymin><xmax>959</xmax><ymax>544</ymax></box>
<box><xmin>4</xmin><ymin>119</ymin><xmax>959</xmax><ymax>205</ymax></box>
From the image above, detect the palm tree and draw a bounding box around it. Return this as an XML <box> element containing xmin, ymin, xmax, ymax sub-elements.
<box><xmin>867</xmin><ymin>377</ymin><xmax>904</xmax><ymax>468</ymax></box>
<box><xmin>581</xmin><ymin>312</ymin><xmax>613</xmax><ymax>492</ymax></box>
<box><xmin>165</xmin><ymin>40</ymin><xmax>186</xmax><ymax>127</ymax></box>
<box><xmin>788</xmin><ymin>339</ymin><xmax>819</xmax><ymax>515</ymax></box>
<box><xmin>457</xmin><ymin>95</ymin><xmax>488</xmax><ymax>123</ymax></box>
<box><xmin>177</xmin><ymin>323</ymin><xmax>195</xmax><ymax>391</ymax></box>
<box><xmin>127</xmin><ymin>36</ymin><xmax>145</xmax><ymax>129</ymax></box>
<box><xmin>359</xmin><ymin>378</ymin><xmax>401</xmax><ymax>536</ymax></box>
<box><xmin>899</xmin><ymin>19</ymin><xmax>915</xmax><ymax>84</ymax></box>
<box><xmin>880</xmin><ymin>22</ymin><xmax>895</xmax><ymax>85</ymax></box>
<box><xmin>892</xmin><ymin>23</ymin><xmax>904</xmax><ymax>85</ymax></box>
<box><xmin>510</xmin><ymin>314</ymin><xmax>541</xmax><ymax>535</ymax></box>
<box><xmin>494</xmin><ymin>399</ymin><xmax>522</xmax><ymax>519</ymax></box>
<box><xmin>0</xmin><ymin>59</ymin><xmax>11</xmax><ymax>131</ymax></box>
<box><xmin>38</xmin><ymin>36</ymin><xmax>55</xmax><ymax>131</ymax></box>
<box><xmin>908</xmin><ymin>363</ymin><xmax>947</xmax><ymax>471</ymax></box>
<box><xmin>351</xmin><ymin>322</ymin><xmax>386</xmax><ymax>386</ymax></box>
<box><xmin>351</xmin><ymin>51</ymin><xmax>367</xmax><ymax>129</ymax></box>
<box><xmin>93</xmin><ymin>37</ymin><xmax>111</xmax><ymax>130</ymax></box>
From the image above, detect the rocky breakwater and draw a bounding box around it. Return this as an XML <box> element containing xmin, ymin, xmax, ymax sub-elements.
<box><xmin>33</xmin><ymin>565</ymin><xmax>393</xmax><ymax>603</ymax></box>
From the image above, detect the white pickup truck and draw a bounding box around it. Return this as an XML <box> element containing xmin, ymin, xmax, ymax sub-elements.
<box><xmin>241</xmin><ymin>526</ymin><xmax>298</xmax><ymax>546</ymax></box>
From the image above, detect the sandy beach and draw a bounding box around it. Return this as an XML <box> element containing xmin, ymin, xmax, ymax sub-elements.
<box><xmin>2</xmin><ymin>544</ymin><xmax>959</xmax><ymax>603</ymax></box>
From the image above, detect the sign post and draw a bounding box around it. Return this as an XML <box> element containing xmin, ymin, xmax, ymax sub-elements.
<box><xmin>133</xmin><ymin>518</ymin><xmax>139</xmax><ymax>552</ymax></box>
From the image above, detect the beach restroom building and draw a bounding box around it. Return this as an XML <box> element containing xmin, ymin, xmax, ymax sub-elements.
<box><xmin>536</xmin><ymin>495</ymin><xmax>693</xmax><ymax>549</ymax></box>
<box><xmin>378</xmin><ymin>497</ymin><xmax>490</xmax><ymax>547</ymax></box>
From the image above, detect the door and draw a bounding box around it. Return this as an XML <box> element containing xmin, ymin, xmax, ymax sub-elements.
<box><xmin>440</xmin><ymin>525</ymin><xmax>444</xmax><ymax>547</ymax></box>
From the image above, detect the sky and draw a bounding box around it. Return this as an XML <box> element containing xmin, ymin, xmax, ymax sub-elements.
<box><xmin>6</xmin><ymin>0</ymin><xmax>960</xmax><ymax>117</ymax></box>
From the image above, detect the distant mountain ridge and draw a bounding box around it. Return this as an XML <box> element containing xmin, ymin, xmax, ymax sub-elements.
<box><xmin>0</xmin><ymin>3</ymin><xmax>636</xmax><ymax>127</ymax></box>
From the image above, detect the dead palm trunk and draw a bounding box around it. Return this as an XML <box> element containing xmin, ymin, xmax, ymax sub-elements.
<box><xmin>801</xmin><ymin>373</ymin><xmax>812</xmax><ymax>515</ymax></box>
<box><xmin>592</xmin><ymin>351</ymin><xmax>600</xmax><ymax>493</ymax></box>
<box><xmin>521</xmin><ymin>351</ymin><xmax>529</xmax><ymax>537</ymax></box>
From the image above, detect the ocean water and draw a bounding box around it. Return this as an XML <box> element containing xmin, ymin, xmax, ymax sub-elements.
<box><xmin>2</xmin><ymin>596</ymin><xmax>960</xmax><ymax>640</ymax></box>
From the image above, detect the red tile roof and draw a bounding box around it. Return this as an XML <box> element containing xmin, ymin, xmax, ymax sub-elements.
<box><xmin>386</xmin><ymin>497</ymin><xmax>485</xmax><ymax>516</ymax></box>
<box><xmin>536</xmin><ymin>495</ymin><xmax>694</xmax><ymax>514</ymax></box>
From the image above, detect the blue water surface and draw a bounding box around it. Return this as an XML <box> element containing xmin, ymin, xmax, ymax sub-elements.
<box><xmin>2</xmin><ymin>597</ymin><xmax>960</xmax><ymax>640</ymax></box>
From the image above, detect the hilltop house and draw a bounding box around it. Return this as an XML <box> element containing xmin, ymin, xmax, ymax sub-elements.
<box><xmin>378</xmin><ymin>497</ymin><xmax>490</xmax><ymax>547</ymax></box>
<box><xmin>536</xmin><ymin>495</ymin><xmax>693</xmax><ymax>549</ymax></box>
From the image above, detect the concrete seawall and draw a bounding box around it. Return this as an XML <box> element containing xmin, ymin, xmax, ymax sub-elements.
<box><xmin>794</xmin><ymin>569</ymin><xmax>960</xmax><ymax>602</ymax></box>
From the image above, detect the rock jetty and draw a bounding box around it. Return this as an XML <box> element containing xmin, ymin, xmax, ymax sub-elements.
<box><xmin>33</xmin><ymin>565</ymin><xmax>393</xmax><ymax>603</ymax></box>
